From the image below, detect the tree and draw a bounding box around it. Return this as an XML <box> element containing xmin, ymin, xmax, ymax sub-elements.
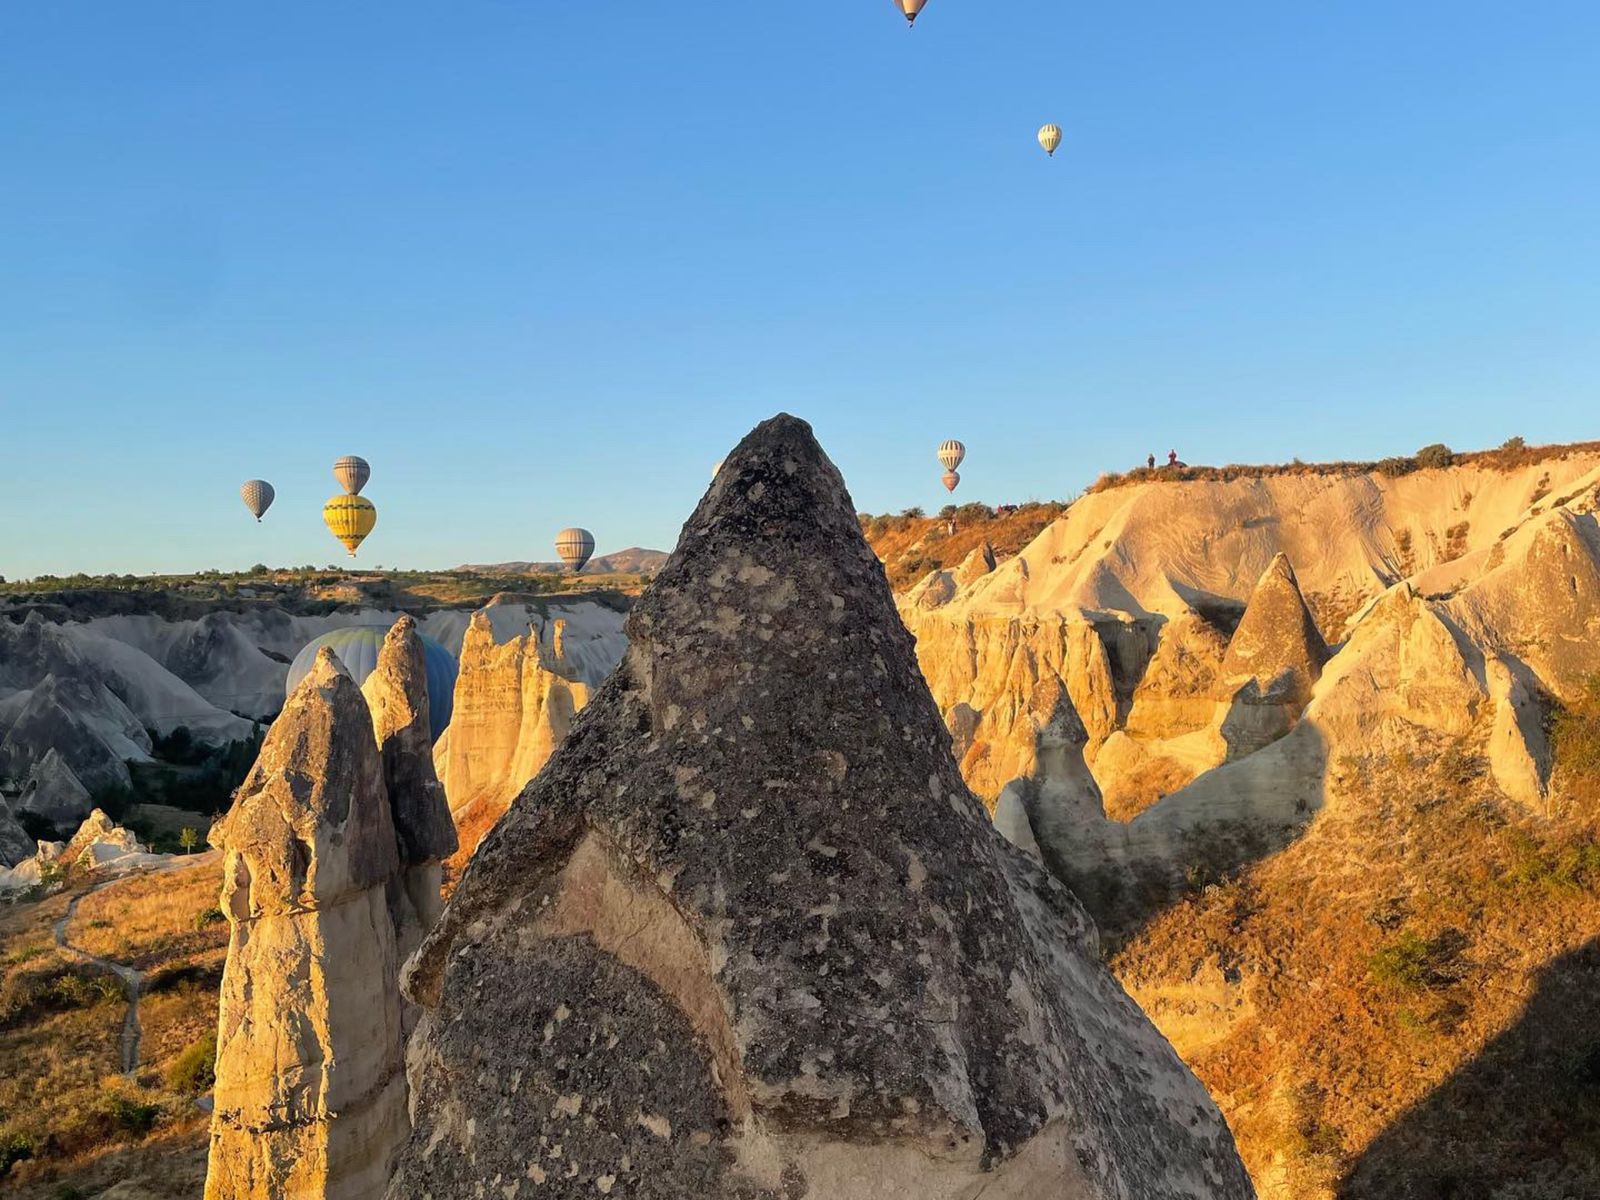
<box><xmin>179</xmin><ymin>827</ymin><xmax>200</xmax><ymax>855</ymax></box>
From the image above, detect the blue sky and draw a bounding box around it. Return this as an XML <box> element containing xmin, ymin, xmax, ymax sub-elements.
<box><xmin>2</xmin><ymin>2</ymin><xmax>1596</xmax><ymax>577</ymax></box>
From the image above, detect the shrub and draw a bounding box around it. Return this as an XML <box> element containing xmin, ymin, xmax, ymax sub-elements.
<box><xmin>166</xmin><ymin>1029</ymin><xmax>217</xmax><ymax>1093</ymax></box>
<box><xmin>1368</xmin><ymin>932</ymin><xmax>1436</xmax><ymax>992</ymax></box>
<box><xmin>194</xmin><ymin>906</ymin><xmax>226</xmax><ymax>930</ymax></box>
<box><xmin>1551</xmin><ymin>676</ymin><xmax>1600</xmax><ymax>804</ymax></box>
<box><xmin>1500</xmin><ymin>436</ymin><xmax>1527</xmax><ymax>452</ymax></box>
<box><xmin>100</xmin><ymin>1087</ymin><xmax>161</xmax><ymax>1136</ymax></box>
<box><xmin>0</xmin><ymin>1130</ymin><xmax>35</xmax><ymax>1177</ymax></box>
<box><xmin>1416</xmin><ymin>443</ymin><xmax>1455</xmax><ymax>469</ymax></box>
<box><xmin>898</xmin><ymin>506</ymin><xmax>925</xmax><ymax>520</ymax></box>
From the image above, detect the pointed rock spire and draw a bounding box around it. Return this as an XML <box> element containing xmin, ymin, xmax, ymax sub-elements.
<box><xmin>1221</xmin><ymin>552</ymin><xmax>1330</xmax><ymax>705</ymax></box>
<box><xmin>205</xmin><ymin>648</ymin><xmax>407</xmax><ymax>1200</ymax></box>
<box><xmin>394</xmin><ymin>414</ymin><xmax>1251</xmax><ymax>1199</ymax></box>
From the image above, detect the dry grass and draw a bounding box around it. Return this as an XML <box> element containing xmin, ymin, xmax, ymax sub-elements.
<box><xmin>1087</xmin><ymin>438</ymin><xmax>1600</xmax><ymax>496</ymax></box>
<box><xmin>860</xmin><ymin>501</ymin><xmax>1069</xmax><ymax>590</ymax></box>
<box><xmin>0</xmin><ymin>864</ymin><xmax>226</xmax><ymax>1194</ymax></box>
<box><xmin>1101</xmin><ymin>755</ymin><xmax>1197</xmax><ymax>822</ymax></box>
<box><xmin>1113</xmin><ymin>741</ymin><xmax>1600</xmax><ymax>1198</ymax></box>
<box><xmin>67</xmin><ymin>860</ymin><xmax>227</xmax><ymax>970</ymax></box>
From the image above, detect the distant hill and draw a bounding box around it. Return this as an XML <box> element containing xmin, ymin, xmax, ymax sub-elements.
<box><xmin>456</xmin><ymin>547</ymin><xmax>668</xmax><ymax>576</ymax></box>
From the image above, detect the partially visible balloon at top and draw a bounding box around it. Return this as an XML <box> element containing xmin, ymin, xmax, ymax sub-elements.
<box><xmin>896</xmin><ymin>0</ymin><xmax>928</xmax><ymax>26</ymax></box>
<box><xmin>938</xmin><ymin>440</ymin><xmax>966</xmax><ymax>472</ymax></box>
<box><xmin>712</xmin><ymin>458</ymin><xmax>725</xmax><ymax>481</ymax></box>
<box><xmin>333</xmin><ymin>455</ymin><xmax>371</xmax><ymax>496</ymax></box>
<box><xmin>555</xmin><ymin>528</ymin><xmax>596</xmax><ymax>573</ymax></box>
<box><xmin>240</xmin><ymin>480</ymin><xmax>275</xmax><ymax>522</ymax></box>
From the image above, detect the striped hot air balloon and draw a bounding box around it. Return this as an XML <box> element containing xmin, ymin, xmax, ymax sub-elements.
<box><xmin>333</xmin><ymin>455</ymin><xmax>371</xmax><ymax>496</ymax></box>
<box><xmin>240</xmin><ymin>480</ymin><xmax>275</xmax><ymax>522</ymax></box>
<box><xmin>938</xmin><ymin>440</ymin><xmax>966</xmax><ymax>472</ymax></box>
<box><xmin>1038</xmin><ymin>124</ymin><xmax>1063</xmax><ymax>157</ymax></box>
<box><xmin>286</xmin><ymin>626</ymin><xmax>457</xmax><ymax>740</ymax></box>
<box><xmin>555</xmin><ymin>528</ymin><xmax>596</xmax><ymax>572</ymax></box>
<box><xmin>324</xmin><ymin>494</ymin><xmax>377</xmax><ymax>556</ymax></box>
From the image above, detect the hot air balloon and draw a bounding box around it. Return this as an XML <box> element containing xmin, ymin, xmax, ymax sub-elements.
<box><xmin>712</xmin><ymin>458</ymin><xmax>725</xmax><ymax>480</ymax></box>
<box><xmin>286</xmin><ymin>626</ymin><xmax>457</xmax><ymax>740</ymax></box>
<box><xmin>938</xmin><ymin>440</ymin><xmax>966</xmax><ymax>472</ymax></box>
<box><xmin>1038</xmin><ymin>124</ymin><xmax>1063</xmax><ymax>157</ymax></box>
<box><xmin>324</xmin><ymin>494</ymin><xmax>377</xmax><ymax>556</ymax></box>
<box><xmin>942</xmin><ymin>470</ymin><xmax>961</xmax><ymax>493</ymax></box>
<box><xmin>333</xmin><ymin>455</ymin><xmax>371</xmax><ymax>496</ymax></box>
<box><xmin>555</xmin><ymin>528</ymin><xmax>596</xmax><ymax>573</ymax></box>
<box><xmin>896</xmin><ymin>0</ymin><xmax>928</xmax><ymax>26</ymax></box>
<box><xmin>240</xmin><ymin>480</ymin><xmax>275</xmax><ymax>522</ymax></box>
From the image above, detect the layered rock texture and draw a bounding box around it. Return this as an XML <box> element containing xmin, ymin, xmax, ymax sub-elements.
<box><xmin>205</xmin><ymin>650</ymin><xmax>408</xmax><ymax>1200</ymax></box>
<box><xmin>392</xmin><ymin>416</ymin><xmax>1251</xmax><ymax>1200</ymax></box>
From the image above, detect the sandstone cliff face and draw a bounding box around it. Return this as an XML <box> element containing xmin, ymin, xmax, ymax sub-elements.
<box><xmin>205</xmin><ymin>650</ymin><xmax>407</xmax><ymax>1200</ymax></box>
<box><xmin>392</xmin><ymin>415</ymin><xmax>1252</xmax><ymax>1200</ymax></box>
<box><xmin>435</xmin><ymin>611</ymin><xmax>593</xmax><ymax>859</ymax></box>
<box><xmin>900</xmin><ymin>457</ymin><xmax>1600</xmax><ymax>906</ymax></box>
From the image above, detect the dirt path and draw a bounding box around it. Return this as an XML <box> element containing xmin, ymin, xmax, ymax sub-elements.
<box><xmin>54</xmin><ymin>879</ymin><xmax>146</xmax><ymax>1075</ymax></box>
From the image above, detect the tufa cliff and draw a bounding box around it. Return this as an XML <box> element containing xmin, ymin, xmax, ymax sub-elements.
<box><xmin>391</xmin><ymin>415</ymin><xmax>1252</xmax><ymax>1199</ymax></box>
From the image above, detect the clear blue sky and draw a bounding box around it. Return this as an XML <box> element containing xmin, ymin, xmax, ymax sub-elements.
<box><xmin>2</xmin><ymin>2</ymin><xmax>1596</xmax><ymax>578</ymax></box>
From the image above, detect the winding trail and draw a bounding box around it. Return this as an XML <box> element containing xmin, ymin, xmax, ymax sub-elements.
<box><xmin>54</xmin><ymin>879</ymin><xmax>147</xmax><ymax>1076</ymax></box>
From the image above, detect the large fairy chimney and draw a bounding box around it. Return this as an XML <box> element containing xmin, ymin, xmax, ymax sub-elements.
<box><xmin>390</xmin><ymin>415</ymin><xmax>1253</xmax><ymax>1199</ymax></box>
<box><xmin>205</xmin><ymin>650</ymin><xmax>408</xmax><ymax>1200</ymax></box>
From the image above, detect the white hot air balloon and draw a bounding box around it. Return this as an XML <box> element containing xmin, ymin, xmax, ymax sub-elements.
<box><xmin>333</xmin><ymin>455</ymin><xmax>371</xmax><ymax>496</ymax></box>
<box><xmin>240</xmin><ymin>479</ymin><xmax>275</xmax><ymax>522</ymax></box>
<box><xmin>1038</xmin><ymin>124</ymin><xmax>1063</xmax><ymax>157</ymax></box>
<box><xmin>555</xmin><ymin>528</ymin><xmax>596</xmax><ymax>573</ymax></box>
<box><xmin>712</xmin><ymin>458</ymin><xmax>726</xmax><ymax>481</ymax></box>
<box><xmin>937</xmin><ymin>440</ymin><xmax>966</xmax><ymax>472</ymax></box>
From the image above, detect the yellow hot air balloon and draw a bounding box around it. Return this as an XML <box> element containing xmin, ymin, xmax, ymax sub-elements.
<box><xmin>896</xmin><ymin>0</ymin><xmax>928</xmax><ymax>26</ymax></box>
<box><xmin>324</xmin><ymin>494</ymin><xmax>377</xmax><ymax>556</ymax></box>
<box><xmin>1038</xmin><ymin>124</ymin><xmax>1063</xmax><ymax>157</ymax></box>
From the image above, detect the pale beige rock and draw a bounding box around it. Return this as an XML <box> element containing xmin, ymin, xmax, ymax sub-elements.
<box><xmin>204</xmin><ymin>649</ymin><xmax>407</xmax><ymax>1200</ymax></box>
<box><xmin>436</xmin><ymin>610</ymin><xmax>591</xmax><ymax>854</ymax></box>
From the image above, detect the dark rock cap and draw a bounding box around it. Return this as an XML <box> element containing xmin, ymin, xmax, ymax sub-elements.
<box><xmin>364</xmin><ymin>616</ymin><xmax>458</xmax><ymax>864</ymax></box>
<box><xmin>395</xmin><ymin>414</ymin><xmax>1252</xmax><ymax>1199</ymax></box>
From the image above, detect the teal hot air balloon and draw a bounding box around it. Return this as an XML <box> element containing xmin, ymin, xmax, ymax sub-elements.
<box><xmin>241</xmin><ymin>480</ymin><xmax>275</xmax><ymax>521</ymax></box>
<box><xmin>285</xmin><ymin>626</ymin><xmax>457</xmax><ymax>740</ymax></box>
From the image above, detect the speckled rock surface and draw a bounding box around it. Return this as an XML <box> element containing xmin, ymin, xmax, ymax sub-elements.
<box><xmin>205</xmin><ymin>650</ymin><xmax>407</xmax><ymax>1200</ymax></box>
<box><xmin>393</xmin><ymin>415</ymin><xmax>1253</xmax><ymax>1200</ymax></box>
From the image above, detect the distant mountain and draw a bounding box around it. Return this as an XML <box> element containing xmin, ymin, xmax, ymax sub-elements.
<box><xmin>456</xmin><ymin>547</ymin><xmax>668</xmax><ymax>576</ymax></box>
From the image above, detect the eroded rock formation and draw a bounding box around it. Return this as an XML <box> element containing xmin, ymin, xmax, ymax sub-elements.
<box><xmin>205</xmin><ymin>650</ymin><xmax>407</xmax><ymax>1200</ymax></box>
<box><xmin>392</xmin><ymin>415</ymin><xmax>1252</xmax><ymax>1200</ymax></box>
<box><xmin>361</xmin><ymin>616</ymin><xmax>458</xmax><ymax>948</ymax></box>
<box><xmin>16</xmin><ymin>747</ymin><xmax>94</xmax><ymax>828</ymax></box>
<box><xmin>436</xmin><ymin>611</ymin><xmax>592</xmax><ymax>859</ymax></box>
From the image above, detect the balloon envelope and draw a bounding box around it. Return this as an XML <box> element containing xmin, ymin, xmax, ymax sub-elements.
<box><xmin>333</xmin><ymin>455</ymin><xmax>371</xmax><ymax>496</ymax></box>
<box><xmin>285</xmin><ymin>626</ymin><xmax>456</xmax><ymax>740</ymax></box>
<box><xmin>938</xmin><ymin>440</ymin><xmax>966</xmax><ymax>472</ymax></box>
<box><xmin>240</xmin><ymin>480</ymin><xmax>275</xmax><ymax>521</ymax></box>
<box><xmin>324</xmin><ymin>494</ymin><xmax>377</xmax><ymax>555</ymax></box>
<box><xmin>1038</xmin><ymin>124</ymin><xmax>1063</xmax><ymax>156</ymax></box>
<box><xmin>897</xmin><ymin>0</ymin><xmax>928</xmax><ymax>23</ymax></box>
<box><xmin>555</xmin><ymin>528</ymin><xmax>596</xmax><ymax>572</ymax></box>
<box><xmin>942</xmin><ymin>470</ymin><xmax>961</xmax><ymax>493</ymax></box>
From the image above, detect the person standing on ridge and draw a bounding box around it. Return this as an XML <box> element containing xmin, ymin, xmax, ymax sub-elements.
<box><xmin>1168</xmin><ymin>449</ymin><xmax>1179</xmax><ymax>467</ymax></box>
<box><xmin>1147</xmin><ymin>453</ymin><xmax>1156</xmax><ymax>469</ymax></box>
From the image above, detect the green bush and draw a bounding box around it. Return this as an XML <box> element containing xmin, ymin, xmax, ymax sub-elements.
<box><xmin>1501</xmin><ymin>435</ymin><xmax>1527</xmax><ymax>452</ymax></box>
<box><xmin>101</xmin><ymin>1089</ymin><xmax>161</xmax><ymax>1136</ymax></box>
<box><xmin>194</xmin><ymin>906</ymin><xmax>226</xmax><ymax>930</ymax></box>
<box><xmin>1368</xmin><ymin>932</ymin><xmax>1436</xmax><ymax>992</ymax></box>
<box><xmin>0</xmin><ymin>1129</ymin><xmax>35</xmax><ymax>1177</ymax></box>
<box><xmin>165</xmin><ymin>1029</ymin><xmax>217</xmax><ymax>1094</ymax></box>
<box><xmin>1416</xmin><ymin>443</ymin><xmax>1455</xmax><ymax>469</ymax></box>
